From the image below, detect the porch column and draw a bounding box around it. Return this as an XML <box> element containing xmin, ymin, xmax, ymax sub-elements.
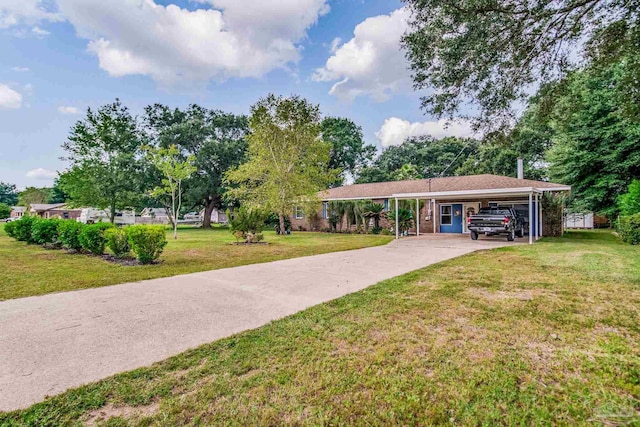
<box><xmin>416</xmin><ymin>198</ymin><xmax>420</xmax><ymax>236</ymax></box>
<box><xmin>535</xmin><ymin>193</ymin><xmax>539</xmax><ymax>241</ymax></box>
<box><xmin>540</xmin><ymin>193</ymin><xmax>544</xmax><ymax>238</ymax></box>
<box><xmin>432</xmin><ymin>199</ymin><xmax>436</xmax><ymax>233</ymax></box>
<box><xmin>395</xmin><ymin>197</ymin><xmax>399</xmax><ymax>240</ymax></box>
<box><xmin>528</xmin><ymin>192</ymin><xmax>534</xmax><ymax>244</ymax></box>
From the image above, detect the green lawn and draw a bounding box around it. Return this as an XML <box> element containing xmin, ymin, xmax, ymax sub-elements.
<box><xmin>1</xmin><ymin>231</ymin><xmax>638</xmax><ymax>426</ymax></box>
<box><xmin>0</xmin><ymin>224</ymin><xmax>392</xmax><ymax>301</ymax></box>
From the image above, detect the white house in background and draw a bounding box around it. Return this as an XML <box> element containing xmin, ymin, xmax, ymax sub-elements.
<box><xmin>79</xmin><ymin>208</ymin><xmax>135</xmax><ymax>225</ymax></box>
<box><xmin>199</xmin><ymin>208</ymin><xmax>228</xmax><ymax>224</ymax></box>
<box><xmin>140</xmin><ymin>207</ymin><xmax>170</xmax><ymax>223</ymax></box>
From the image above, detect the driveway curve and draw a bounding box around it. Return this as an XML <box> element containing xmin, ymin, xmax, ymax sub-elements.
<box><xmin>0</xmin><ymin>235</ymin><xmax>519</xmax><ymax>411</ymax></box>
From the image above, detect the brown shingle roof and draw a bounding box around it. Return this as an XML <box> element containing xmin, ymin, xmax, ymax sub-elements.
<box><xmin>29</xmin><ymin>203</ymin><xmax>67</xmax><ymax>211</ymax></box>
<box><xmin>320</xmin><ymin>174</ymin><xmax>569</xmax><ymax>200</ymax></box>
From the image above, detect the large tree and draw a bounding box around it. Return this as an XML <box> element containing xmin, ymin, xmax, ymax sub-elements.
<box><xmin>225</xmin><ymin>94</ymin><xmax>337</xmax><ymax>234</ymax></box>
<box><xmin>545</xmin><ymin>61</ymin><xmax>640</xmax><ymax>217</ymax></box>
<box><xmin>0</xmin><ymin>182</ymin><xmax>18</xmax><ymax>206</ymax></box>
<box><xmin>18</xmin><ymin>187</ymin><xmax>51</xmax><ymax>207</ymax></box>
<box><xmin>402</xmin><ymin>0</ymin><xmax>639</xmax><ymax>130</ymax></box>
<box><xmin>143</xmin><ymin>104</ymin><xmax>249</xmax><ymax>228</ymax></box>
<box><xmin>320</xmin><ymin>117</ymin><xmax>376</xmax><ymax>186</ymax></box>
<box><xmin>59</xmin><ymin>100</ymin><xmax>145</xmax><ymax>223</ymax></box>
<box><xmin>356</xmin><ymin>136</ymin><xmax>480</xmax><ymax>183</ymax></box>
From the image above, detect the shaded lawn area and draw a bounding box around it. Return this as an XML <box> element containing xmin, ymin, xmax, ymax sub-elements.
<box><xmin>2</xmin><ymin>231</ymin><xmax>640</xmax><ymax>426</ymax></box>
<box><xmin>0</xmin><ymin>225</ymin><xmax>392</xmax><ymax>301</ymax></box>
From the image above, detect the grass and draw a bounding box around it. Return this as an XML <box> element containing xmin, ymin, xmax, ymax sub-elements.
<box><xmin>1</xmin><ymin>230</ymin><xmax>638</xmax><ymax>426</ymax></box>
<box><xmin>0</xmin><ymin>224</ymin><xmax>392</xmax><ymax>301</ymax></box>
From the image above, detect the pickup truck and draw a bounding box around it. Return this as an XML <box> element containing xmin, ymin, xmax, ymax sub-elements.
<box><xmin>467</xmin><ymin>206</ymin><xmax>524</xmax><ymax>241</ymax></box>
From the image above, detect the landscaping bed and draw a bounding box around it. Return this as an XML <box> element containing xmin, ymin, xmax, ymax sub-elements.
<box><xmin>1</xmin><ymin>231</ymin><xmax>638</xmax><ymax>425</ymax></box>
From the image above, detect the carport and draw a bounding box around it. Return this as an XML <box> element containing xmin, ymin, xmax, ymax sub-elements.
<box><xmin>391</xmin><ymin>187</ymin><xmax>549</xmax><ymax>244</ymax></box>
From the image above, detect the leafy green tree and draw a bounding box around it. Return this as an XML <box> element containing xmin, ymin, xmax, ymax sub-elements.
<box><xmin>0</xmin><ymin>203</ymin><xmax>11</xmax><ymax>219</ymax></box>
<box><xmin>225</xmin><ymin>94</ymin><xmax>337</xmax><ymax>235</ymax></box>
<box><xmin>18</xmin><ymin>187</ymin><xmax>51</xmax><ymax>207</ymax></box>
<box><xmin>546</xmin><ymin>62</ymin><xmax>640</xmax><ymax>217</ymax></box>
<box><xmin>49</xmin><ymin>179</ymin><xmax>69</xmax><ymax>203</ymax></box>
<box><xmin>356</xmin><ymin>136</ymin><xmax>479</xmax><ymax>183</ymax></box>
<box><xmin>143</xmin><ymin>104</ymin><xmax>249</xmax><ymax>228</ymax></box>
<box><xmin>147</xmin><ymin>145</ymin><xmax>197</xmax><ymax>240</ymax></box>
<box><xmin>320</xmin><ymin>117</ymin><xmax>376</xmax><ymax>186</ymax></box>
<box><xmin>0</xmin><ymin>182</ymin><xmax>18</xmax><ymax>206</ymax></box>
<box><xmin>619</xmin><ymin>180</ymin><xmax>640</xmax><ymax>216</ymax></box>
<box><xmin>59</xmin><ymin>99</ymin><xmax>145</xmax><ymax>223</ymax></box>
<box><xmin>402</xmin><ymin>0</ymin><xmax>639</xmax><ymax>129</ymax></box>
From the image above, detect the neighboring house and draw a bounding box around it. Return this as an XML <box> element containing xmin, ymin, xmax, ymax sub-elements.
<box><xmin>565</xmin><ymin>212</ymin><xmax>594</xmax><ymax>229</ymax></box>
<box><xmin>199</xmin><ymin>208</ymin><xmax>228</xmax><ymax>224</ymax></box>
<box><xmin>139</xmin><ymin>207</ymin><xmax>171</xmax><ymax>224</ymax></box>
<box><xmin>30</xmin><ymin>204</ymin><xmax>82</xmax><ymax>220</ymax></box>
<box><xmin>10</xmin><ymin>206</ymin><xmax>26</xmax><ymax>220</ymax></box>
<box><xmin>291</xmin><ymin>173</ymin><xmax>571</xmax><ymax>244</ymax></box>
<box><xmin>79</xmin><ymin>208</ymin><xmax>135</xmax><ymax>225</ymax></box>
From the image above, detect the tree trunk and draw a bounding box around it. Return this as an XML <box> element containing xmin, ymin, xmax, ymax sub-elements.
<box><xmin>109</xmin><ymin>200</ymin><xmax>116</xmax><ymax>224</ymax></box>
<box><xmin>279</xmin><ymin>213</ymin><xmax>286</xmax><ymax>235</ymax></box>
<box><xmin>202</xmin><ymin>198</ymin><xmax>216</xmax><ymax>229</ymax></box>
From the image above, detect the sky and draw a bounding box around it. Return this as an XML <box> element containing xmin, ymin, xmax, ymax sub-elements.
<box><xmin>0</xmin><ymin>0</ymin><xmax>476</xmax><ymax>189</ymax></box>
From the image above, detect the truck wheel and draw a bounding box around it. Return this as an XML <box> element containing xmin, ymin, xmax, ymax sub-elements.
<box><xmin>471</xmin><ymin>231</ymin><xmax>478</xmax><ymax>240</ymax></box>
<box><xmin>516</xmin><ymin>229</ymin><xmax>524</xmax><ymax>238</ymax></box>
<box><xmin>507</xmin><ymin>230</ymin><xmax>515</xmax><ymax>241</ymax></box>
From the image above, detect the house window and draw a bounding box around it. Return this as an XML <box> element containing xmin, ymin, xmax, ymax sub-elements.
<box><xmin>321</xmin><ymin>202</ymin><xmax>328</xmax><ymax>219</ymax></box>
<box><xmin>383</xmin><ymin>199</ymin><xmax>389</xmax><ymax>211</ymax></box>
<box><xmin>294</xmin><ymin>206</ymin><xmax>304</xmax><ymax>219</ymax></box>
<box><xmin>440</xmin><ymin>205</ymin><xmax>452</xmax><ymax>225</ymax></box>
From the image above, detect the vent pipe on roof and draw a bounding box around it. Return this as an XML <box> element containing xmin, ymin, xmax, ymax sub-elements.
<box><xmin>517</xmin><ymin>157</ymin><xmax>524</xmax><ymax>179</ymax></box>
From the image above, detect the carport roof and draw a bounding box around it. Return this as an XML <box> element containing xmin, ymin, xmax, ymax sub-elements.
<box><xmin>320</xmin><ymin>174</ymin><xmax>570</xmax><ymax>201</ymax></box>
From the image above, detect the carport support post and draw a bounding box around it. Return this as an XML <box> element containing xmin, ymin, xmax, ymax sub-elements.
<box><xmin>416</xmin><ymin>198</ymin><xmax>420</xmax><ymax>236</ymax></box>
<box><xmin>539</xmin><ymin>194</ymin><xmax>544</xmax><ymax>238</ymax></box>
<box><xmin>529</xmin><ymin>192</ymin><xmax>534</xmax><ymax>244</ymax></box>
<box><xmin>432</xmin><ymin>199</ymin><xmax>436</xmax><ymax>233</ymax></box>
<box><xmin>395</xmin><ymin>197</ymin><xmax>399</xmax><ymax>240</ymax></box>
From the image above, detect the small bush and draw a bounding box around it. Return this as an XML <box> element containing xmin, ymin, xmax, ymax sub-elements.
<box><xmin>11</xmin><ymin>216</ymin><xmax>38</xmax><ymax>242</ymax></box>
<box><xmin>31</xmin><ymin>218</ymin><xmax>63</xmax><ymax>245</ymax></box>
<box><xmin>105</xmin><ymin>227</ymin><xmax>131</xmax><ymax>258</ymax></box>
<box><xmin>229</xmin><ymin>207</ymin><xmax>269</xmax><ymax>243</ymax></box>
<box><xmin>4</xmin><ymin>220</ymin><xmax>17</xmax><ymax>238</ymax></box>
<box><xmin>58</xmin><ymin>221</ymin><xmax>85</xmax><ymax>251</ymax></box>
<box><xmin>617</xmin><ymin>214</ymin><xmax>640</xmax><ymax>245</ymax></box>
<box><xmin>127</xmin><ymin>225</ymin><xmax>167</xmax><ymax>264</ymax></box>
<box><xmin>79</xmin><ymin>223</ymin><xmax>115</xmax><ymax>255</ymax></box>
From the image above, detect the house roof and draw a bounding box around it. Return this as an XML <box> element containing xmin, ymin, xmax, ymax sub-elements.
<box><xmin>30</xmin><ymin>203</ymin><xmax>67</xmax><ymax>211</ymax></box>
<box><xmin>11</xmin><ymin>206</ymin><xmax>26</xmax><ymax>212</ymax></box>
<box><xmin>319</xmin><ymin>174</ymin><xmax>570</xmax><ymax>201</ymax></box>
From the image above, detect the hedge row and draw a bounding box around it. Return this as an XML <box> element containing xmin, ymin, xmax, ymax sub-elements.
<box><xmin>617</xmin><ymin>214</ymin><xmax>640</xmax><ymax>245</ymax></box>
<box><xmin>4</xmin><ymin>217</ymin><xmax>167</xmax><ymax>264</ymax></box>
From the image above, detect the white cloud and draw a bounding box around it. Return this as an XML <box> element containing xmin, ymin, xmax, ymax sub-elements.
<box><xmin>313</xmin><ymin>8</ymin><xmax>412</xmax><ymax>102</ymax></box>
<box><xmin>26</xmin><ymin>168</ymin><xmax>57</xmax><ymax>180</ymax></box>
<box><xmin>376</xmin><ymin>117</ymin><xmax>477</xmax><ymax>148</ymax></box>
<box><xmin>31</xmin><ymin>25</ymin><xmax>50</xmax><ymax>36</ymax></box>
<box><xmin>0</xmin><ymin>0</ymin><xmax>61</xmax><ymax>30</ymax></box>
<box><xmin>58</xmin><ymin>106</ymin><xmax>80</xmax><ymax>114</ymax></box>
<box><xmin>51</xmin><ymin>0</ymin><xmax>329</xmax><ymax>85</ymax></box>
<box><xmin>12</xmin><ymin>66</ymin><xmax>30</xmax><ymax>72</ymax></box>
<box><xmin>0</xmin><ymin>84</ymin><xmax>23</xmax><ymax>109</ymax></box>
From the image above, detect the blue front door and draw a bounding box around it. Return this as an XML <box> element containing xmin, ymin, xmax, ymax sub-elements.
<box><xmin>440</xmin><ymin>203</ymin><xmax>463</xmax><ymax>233</ymax></box>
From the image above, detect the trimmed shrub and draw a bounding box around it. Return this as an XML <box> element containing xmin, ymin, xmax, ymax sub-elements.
<box><xmin>4</xmin><ymin>220</ymin><xmax>17</xmax><ymax>238</ymax></box>
<box><xmin>58</xmin><ymin>221</ymin><xmax>85</xmax><ymax>251</ymax></box>
<box><xmin>617</xmin><ymin>214</ymin><xmax>640</xmax><ymax>245</ymax></box>
<box><xmin>105</xmin><ymin>227</ymin><xmax>131</xmax><ymax>258</ymax></box>
<box><xmin>79</xmin><ymin>223</ymin><xmax>115</xmax><ymax>255</ymax></box>
<box><xmin>230</xmin><ymin>207</ymin><xmax>269</xmax><ymax>243</ymax></box>
<box><xmin>31</xmin><ymin>218</ymin><xmax>63</xmax><ymax>245</ymax></box>
<box><xmin>11</xmin><ymin>216</ymin><xmax>38</xmax><ymax>243</ymax></box>
<box><xmin>127</xmin><ymin>225</ymin><xmax>167</xmax><ymax>264</ymax></box>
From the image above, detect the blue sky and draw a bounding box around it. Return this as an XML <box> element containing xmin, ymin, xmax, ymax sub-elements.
<box><xmin>0</xmin><ymin>0</ymin><xmax>474</xmax><ymax>189</ymax></box>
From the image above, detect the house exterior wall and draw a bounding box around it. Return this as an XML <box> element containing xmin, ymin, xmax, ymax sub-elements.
<box><xmin>290</xmin><ymin>194</ymin><xmax>564</xmax><ymax>237</ymax></box>
<box><xmin>10</xmin><ymin>209</ymin><xmax>25</xmax><ymax>219</ymax></box>
<box><xmin>44</xmin><ymin>209</ymin><xmax>82</xmax><ymax>220</ymax></box>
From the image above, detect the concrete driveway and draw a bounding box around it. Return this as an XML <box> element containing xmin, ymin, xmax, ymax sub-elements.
<box><xmin>0</xmin><ymin>234</ymin><xmax>520</xmax><ymax>411</ymax></box>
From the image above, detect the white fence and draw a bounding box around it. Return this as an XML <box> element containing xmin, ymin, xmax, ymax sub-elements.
<box><xmin>564</xmin><ymin>212</ymin><xmax>594</xmax><ymax>229</ymax></box>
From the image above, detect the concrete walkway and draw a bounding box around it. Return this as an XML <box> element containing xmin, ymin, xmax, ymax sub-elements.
<box><xmin>0</xmin><ymin>235</ymin><xmax>519</xmax><ymax>411</ymax></box>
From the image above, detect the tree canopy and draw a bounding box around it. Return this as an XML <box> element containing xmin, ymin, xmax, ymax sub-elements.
<box><xmin>402</xmin><ymin>0</ymin><xmax>640</xmax><ymax>129</ymax></box>
<box><xmin>320</xmin><ymin>117</ymin><xmax>376</xmax><ymax>186</ymax></box>
<box><xmin>59</xmin><ymin>99</ymin><xmax>145</xmax><ymax>223</ymax></box>
<box><xmin>0</xmin><ymin>182</ymin><xmax>18</xmax><ymax>206</ymax></box>
<box><xmin>143</xmin><ymin>104</ymin><xmax>249</xmax><ymax>228</ymax></box>
<box><xmin>225</xmin><ymin>94</ymin><xmax>337</xmax><ymax>234</ymax></box>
